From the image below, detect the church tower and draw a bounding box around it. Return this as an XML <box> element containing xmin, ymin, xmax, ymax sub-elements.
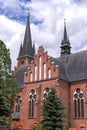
<box><xmin>17</xmin><ymin>12</ymin><xmax>35</xmax><ymax>67</ymax></box>
<box><xmin>60</xmin><ymin>19</ymin><xmax>71</xmax><ymax>56</ymax></box>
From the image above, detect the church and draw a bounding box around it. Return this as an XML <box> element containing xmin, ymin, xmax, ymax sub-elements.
<box><xmin>11</xmin><ymin>13</ymin><xmax>87</xmax><ymax>129</ymax></box>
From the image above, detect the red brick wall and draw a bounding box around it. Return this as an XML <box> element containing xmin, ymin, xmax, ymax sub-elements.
<box><xmin>13</xmin><ymin>79</ymin><xmax>70</xmax><ymax>129</ymax></box>
<box><xmin>12</xmin><ymin>46</ymin><xmax>87</xmax><ymax>129</ymax></box>
<box><xmin>70</xmin><ymin>81</ymin><xmax>87</xmax><ymax>128</ymax></box>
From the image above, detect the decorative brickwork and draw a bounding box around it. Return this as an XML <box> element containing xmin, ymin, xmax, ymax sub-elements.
<box><xmin>11</xmin><ymin>15</ymin><xmax>87</xmax><ymax>129</ymax></box>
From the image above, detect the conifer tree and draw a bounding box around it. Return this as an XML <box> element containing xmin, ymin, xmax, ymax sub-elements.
<box><xmin>41</xmin><ymin>88</ymin><xmax>65</xmax><ymax>130</ymax></box>
<box><xmin>0</xmin><ymin>40</ymin><xmax>19</xmax><ymax>130</ymax></box>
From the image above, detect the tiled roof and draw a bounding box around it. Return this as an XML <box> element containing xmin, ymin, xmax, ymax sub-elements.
<box><xmin>15</xmin><ymin>50</ymin><xmax>87</xmax><ymax>88</ymax></box>
<box><xmin>51</xmin><ymin>50</ymin><xmax>87</xmax><ymax>82</ymax></box>
<box><xmin>18</xmin><ymin>14</ymin><xmax>35</xmax><ymax>59</ymax></box>
<box><xmin>15</xmin><ymin>65</ymin><xmax>29</xmax><ymax>88</ymax></box>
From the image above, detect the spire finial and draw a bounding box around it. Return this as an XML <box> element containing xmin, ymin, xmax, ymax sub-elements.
<box><xmin>60</xmin><ymin>19</ymin><xmax>71</xmax><ymax>56</ymax></box>
<box><xmin>63</xmin><ymin>18</ymin><xmax>67</xmax><ymax>41</ymax></box>
<box><xmin>64</xmin><ymin>18</ymin><xmax>66</xmax><ymax>26</ymax></box>
<box><xmin>28</xmin><ymin>8</ymin><xmax>30</xmax><ymax>16</ymax></box>
<box><xmin>21</xmin><ymin>41</ymin><xmax>22</xmax><ymax>44</ymax></box>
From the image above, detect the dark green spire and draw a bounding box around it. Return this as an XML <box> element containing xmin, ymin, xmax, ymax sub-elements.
<box><xmin>18</xmin><ymin>12</ymin><xmax>35</xmax><ymax>59</ymax></box>
<box><xmin>60</xmin><ymin>19</ymin><xmax>71</xmax><ymax>56</ymax></box>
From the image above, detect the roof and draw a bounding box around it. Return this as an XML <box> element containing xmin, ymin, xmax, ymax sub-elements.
<box><xmin>65</xmin><ymin>50</ymin><xmax>87</xmax><ymax>82</ymax></box>
<box><xmin>15</xmin><ymin>49</ymin><xmax>87</xmax><ymax>87</ymax></box>
<box><xmin>18</xmin><ymin>13</ymin><xmax>35</xmax><ymax>59</ymax></box>
<box><xmin>11</xmin><ymin>112</ymin><xmax>20</xmax><ymax>120</ymax></box>
<box><xmin>61</xmin><ymin>19</ymin><xmax>70</xmax><ymax>47</ymax></box>
<box><xmin>51</xmin><ymin>50</ymin><xmax>87</xmax><ymax>82</ymax></box>
<box><xmin>15</xmin><ymin>65</ymin><xmax>29</xmax><ymax>88</ymax></box>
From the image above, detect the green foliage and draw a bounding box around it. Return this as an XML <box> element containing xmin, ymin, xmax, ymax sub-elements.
<box><xmin>0</xmin><ymin>40</ymin><xmax>19</xmax><ymax>130</ymax></box>
<box><xmin>0</xmin><ymin>40</ymin><xmax>11</xmax><ymax>74</ymax></box>
<box><xmin>41</xmin><ymin>88</ymin><xmax>65</xmax><ymax>130</ymax></box>
<box><xmin>0</xmin><ymin>117</ymin><xmax>10</xmax><ymax>129</ymax></box>
<box><xmin>33</xmin><ymin>124</ymin><xmax>42</xmax><ymax>130</ymax></box>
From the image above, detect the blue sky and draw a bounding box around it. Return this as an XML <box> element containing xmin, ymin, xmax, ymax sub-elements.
<box><xmin>0</xmin><ymin>0</ymin><xmax>87</xmax><ymax>69</ymax></box>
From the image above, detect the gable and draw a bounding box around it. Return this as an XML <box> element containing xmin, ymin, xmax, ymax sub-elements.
<box><xmin>24</xmin><ymin>46</ymin><xmax>59</xmax><ymax>83</ymax></box>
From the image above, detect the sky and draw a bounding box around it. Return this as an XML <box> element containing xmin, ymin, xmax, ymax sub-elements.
<box><xmin>0</xmin><ymin>0</ymin><xmax>87</xmax><ymax>69</ymax></box>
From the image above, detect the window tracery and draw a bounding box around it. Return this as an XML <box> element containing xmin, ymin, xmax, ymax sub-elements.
<box><xmin>73</xmin><ymin>88</ymin><xmax>84</xmax><ymax>118</ymax></box>
<box><xmin>15</xmin><ymin>95</ymin><xmax>22</xmax><ymax>112</ymax></box>
<box><xmin>29</xmin><ymin>89</ymin><xmax>36</xmax><ymax>118</ymax></box>
<box><xmin>43</xmin><ymin>87</ymin><xmax>50</xmax><ymax>99</ymax></box>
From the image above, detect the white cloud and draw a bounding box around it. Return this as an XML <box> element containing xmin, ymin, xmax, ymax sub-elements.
<box><xmin>0</xmin><ymin>15</ymin><xmax>25</xmax><ymax>69</ymax></box>
<box><xmin>0</xmin><ymin>0</ymin><xmax>87</xmax><ymax>69</ymax></box>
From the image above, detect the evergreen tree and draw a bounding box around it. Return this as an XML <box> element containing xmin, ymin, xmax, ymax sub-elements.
<box><xmin>41</xmin><ymin>88</ymin><xmax>65</xmax><ymax>130</ymax></box>
<box><xmin>0</xmin><ymin>40</ymin><xmax>19</xmax><ymax>130</ymax></box>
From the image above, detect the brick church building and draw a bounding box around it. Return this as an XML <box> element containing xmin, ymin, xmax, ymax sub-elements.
<box><xmin>11</xmin><ymin>13</ymin><xmax>87</xmax><ymax>129</ymax></box>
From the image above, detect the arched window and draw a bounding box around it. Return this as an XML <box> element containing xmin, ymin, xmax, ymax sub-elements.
<box><xmin>44</xmin><ymin>63</ymin><xmax>46</xmax><ymax>79</ymax></box>
<box><xmin>73</xmin><ymin>88</ymin><xmax>84</xmax><ymax>118</ymax></box>
<box><xmin>43</xmin><ymin>87</ymin><xmax>50</xmax><ymax>99</ymax></box>
<box><xmin>29</xmin><ymin>89</ymin><xmax>36</xmax><ymax>118</ymax></box>
<box><xmin>48</xmin><ymin>68</ymin><xmax>51</xmax><ymax>79</ymax></box>
<box><xmin>15</xmin><ymin>95</ymin><xmax>22</xmax><ymax>112</ymax></box>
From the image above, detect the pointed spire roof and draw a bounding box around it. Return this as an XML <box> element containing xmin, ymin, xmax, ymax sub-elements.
<box><xmin>18</xmin><ymin>11</ymin><xmax>35</xmax><ymax>59</ymax></box>
<box><xmin>18</xmin><ymin>43</ymin><xmax>23</xmax><ymax>58</ymax></box>
<box><xmin>61</xmin><ymin>19</ymin><xmax>70</xmax><ymax>46</ymax></box>
<box><xmin>63</xmin><ymin>19</ymin><xmax>68</xmax><ymax>42</ymax></box>
<box><xmin>32</xmin><ymin>40</ymin><xmax>35</xmax><ymax>54</ymax></box>
<box><xmin>60</xmin><ymin>19</ymin><xmax>71</xmax><ymax>55</ymax></box>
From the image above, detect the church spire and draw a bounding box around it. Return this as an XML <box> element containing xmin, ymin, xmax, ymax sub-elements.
<box><xmin>18</xmin><ymin>42</ymin><xmax>23</xmax><ymax>58</ymax></box>
<box><xmin>63</xmin><ymin>19</ymin><xmax>68</xmax><ymax>42</ymax></box>
<box><xmin>60</xmin><ymin>19</ymin><xmax>71</xmax><ymax>56</ymax></box>
<box><xmin>18</xmin><ymin>11</ymin><xmax>35</xmax><ymax>59</ymax></box>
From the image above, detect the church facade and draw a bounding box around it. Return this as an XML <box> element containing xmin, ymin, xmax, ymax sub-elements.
<box><xmin>11</xmin><ymin>14</ymin><xmax>87</xmax><ymax>129</ymax></box>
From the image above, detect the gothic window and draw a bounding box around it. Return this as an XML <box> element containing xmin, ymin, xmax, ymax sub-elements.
<box><xmin>48</xmin><ymin>68</ymin><xmax>51</xmax><ymax>79</ymax></box>
<box><xmin>39</xmin><ymin>56</ymin><xmax>42</xmax><ymax>80</ymax></box>
<box><xmin>43</xmin><ymin>87</ymin><xmax>50</xmax><ymax>99</ymax></box>
<box><xmin>34</xmin><ymin>65</ymin><xmax>37</xmax><ymax>81</ymax></box>
<box><xmin>73</xmin><ymin>88</ymin><xmax>84</xmax><ymax>118</ymax></box>
<box><xmin>29</xmin><ymin>89</ymin><xmax>36</xmax><ymax>118</ymax></box>
<box><xmin>44</xmin><ymin>63</ymin><xmax>46</xmax><ymax>79</ymax></box>
<box><xmin>15</xmin><ymin>95</ymin><xmax>22</xmax><ymax>112</ymax></box>
<box><xmin>30</xmin><ymin>72</ymin><xmax>33</xmax><ymax>82</ymax></box>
